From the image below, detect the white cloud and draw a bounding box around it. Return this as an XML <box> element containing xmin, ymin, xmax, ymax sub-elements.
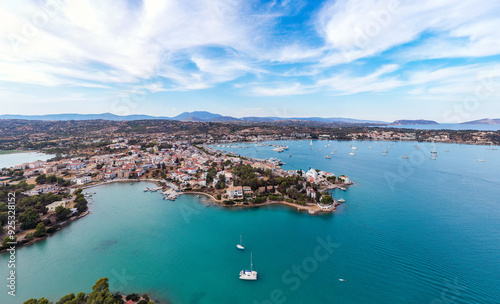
<box><xmin>0</xmin><ymin>0</ymin><xmax>265</xmax><ymax>91</ymax></box>
<box><xmin>250</xmin><ymin>82</ymin><xmax>311</xmax><ymax>96</ymax></box>
<box><xmin>316</xmin><ymin>64</ymin><xmax>402</xmax><ymax>94</ymax></box>
<box><xmin>1</xmin><ymin>0</ymin><xmax>500</xmax><ymax>111</ymax></box>
<box><xmin>315</xmin><ymin>0</ymin><xmax>500</xmax><ymax>65</ymax></box>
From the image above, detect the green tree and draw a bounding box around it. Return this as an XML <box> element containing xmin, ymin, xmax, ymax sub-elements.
<box><xmin>320</xmin><ymin>194</ymin><xmax>333</xmax><ymax>205</ymax></box>
<box><xmin>19</xmin><ymin>208</ymin><xmax>40</xmax><ymax>229</ymax></box>
<box><xmin>2</xmin><ymin>235</ymin><xmax>16</xmax><ymax>247</ymax></box>
<box><xmin>23</xmin><ymin>298</ymin><xmax>50</xmax><ymax>304</ymax></box>
<box><xmin>55</xmin><ymin>205</ymin><xmax>71</xmax><ymax>221</ymax></box>
<box><xmin>87</xmin><ymin>278</ymin><xmax>121</xmax><ymax>304</ymax></box>
<box><xmin>56</xmin><ymin>293</ymin><xmax>75</xmax><ymax>304</ymax></box>
<box><xmin>35</xmin><ymin>174</ymin><xmax>47</xmax><ymax>184</ymax></box>
<box><xmin>47</xmin><ymin>174</ymin><xmax>58</xmax><ymax>184</ymax></box>
<box><xmin>34</xmin><ymin>222</ymin><xmax>47</xmax><ymax>237</ymax></box>
<box><xmin>0</xmin><ymin>211</ymin><xmax>7</xmax><ymax>226</ymax></box>
<box><xmin>25</xmin><ymin>232</ymin><xmax>35</xmax><ymax>242</ymax></box>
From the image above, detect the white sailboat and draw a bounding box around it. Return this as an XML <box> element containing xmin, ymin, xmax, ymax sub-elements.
<box><xmin>239</xmin><ymin>252</ymin><xmax>258</xmax><ymax>280</ymax></box>
<box><xmin>236</xmin><ymin>235</ymin><xmax>245</xmax><ymax>250</ymax></box>
<box><xmin>431</xmin><ymin>141</ymin><xmax>438</xmax><ymax>157</ymax></box>
<box><xmin>310</xmin><ymin>140</ymin><xmax>313</xmax><ymax>149</ymax></box>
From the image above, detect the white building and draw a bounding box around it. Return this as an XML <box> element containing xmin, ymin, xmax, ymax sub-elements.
<box><xmin>72</xmin><ymin>176</ymin><xmax>92</xmax><ymax>185</ymax></box>
<box><xmin>305</xmin><ymin>169</ymin><xmax>319</xmax><ymax>179</ymax></box>
<box><xmin>47</xmin><ymin>200</ymin><xmax>67</xmax><ymax>212</ymax></box>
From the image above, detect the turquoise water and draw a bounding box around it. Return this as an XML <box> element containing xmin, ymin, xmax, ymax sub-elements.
<box><xmin>0</xmin><ymin>152</ymin><xmax>55</xmax><ymax>169</ymax></box>
<box><xmin>1</xmin><ymin>140</ymin><xmax>499</xmax><ymax>304</ymax></box>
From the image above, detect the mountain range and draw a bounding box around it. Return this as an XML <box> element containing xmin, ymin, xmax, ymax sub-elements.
<box><xmin>0</xmin><ymin>112</ymin><xmax>386</xmax><ymax>124</ymax></box>
<box><xmin>0</xmin><ymin>111</ymin><xmax>498</xmax><ymax>125</ymax></box>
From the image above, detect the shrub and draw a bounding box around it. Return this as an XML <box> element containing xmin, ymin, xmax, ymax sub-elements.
<box><xmin>25</xmin><ymin>232</ymin><xmax>35</xmax><ymax>242</ymax></box>
<box><xmin>126</xmin><ymin>293</ymin><xmax>140</xmax><ymax>302</ymax></box>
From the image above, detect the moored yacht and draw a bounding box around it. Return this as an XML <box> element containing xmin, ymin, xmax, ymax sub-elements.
<box><xmin>236</xmin><ymin>235</ymin><xmax>245</xmax><ymax>250</ymax></box>
<box><xmin>239</xmin><ymin>252</ymin><xmax>258</xmax><ymax>280</ymax></box>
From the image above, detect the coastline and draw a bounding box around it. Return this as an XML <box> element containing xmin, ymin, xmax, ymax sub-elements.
<box><xmin>0</xmin><ymin>150</ymin><xmax>51</xmax><ymax>155</ymax></box>
<box><xmin>1</xmin><ymin>177</ymin><xmax>348</xmax><ymax>253</ymax></box>
<box><xmin>0</xmin><ymin>211</ymin><xmax>90</xmax><ymax>253</ymax></box>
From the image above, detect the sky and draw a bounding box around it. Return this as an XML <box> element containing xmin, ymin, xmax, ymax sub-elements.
<box><xmin>1</xmin><ymin>0</ymin><xmax>500</xmax><ymax>122</ymax></box>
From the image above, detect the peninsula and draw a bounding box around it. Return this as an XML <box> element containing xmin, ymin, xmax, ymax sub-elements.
<box><xmin>1</xmin><ymin>138</ymin><xmax>351</xmax><ymax>252</ymax></box>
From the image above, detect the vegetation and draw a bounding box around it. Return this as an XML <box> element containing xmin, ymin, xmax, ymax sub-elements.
<box><xmin>35</xmin><ymin>174</ymin><xmax>71</xmax><ymax>187</ymax></box>
<box><xmin>55</xmin><ymin>205</ymin><xmax>72</xmax><ymax>222</ymax></box>
<box><xmin>320</xmin><ymin>194</ymin><xmax>334</xmax><ymax>205</ymax></box>
<box><xmin>34</xmin><ymin>222</ymin><xmax>47</xmax><ymax>237</ymax></box>
<box><xmin>24</xmin><ymin>277</ymin><xmax>154</xmax><ymax>304</ymax></box>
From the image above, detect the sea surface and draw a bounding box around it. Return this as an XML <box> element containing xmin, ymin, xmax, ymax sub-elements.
<box><xmin>0</xmin><ymin>152</ymin><xmax>55</xmax><ymax>169</ymax></box>
<box><xmin>1</xmin><ymin>140</ymin><xmax>499</xmax><ymax>304</ymax></box>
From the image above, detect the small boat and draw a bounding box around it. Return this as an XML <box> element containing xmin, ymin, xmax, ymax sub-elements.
<box><xmin>339</xmin><ymin>279</ymin><xmax>346</xmax><ymax>282</ymax></box>
<box><xmin>289</xmin><ymin>154</ymin><xmax>292</xmax><ymax>157</ymax></box>
<box><xmin>239</xmin><ymin>252</ymin><xmax>257</xmax><ymax>280</ymax></box>
<box><xmin>330</xmin><ymin>152</ymin><xmax>334</xmax><ymax>155</ymax></box>
<box><xmin>318</xmin><ymin>149</ymin><xmax>321</xmax><ymax>152</ymax></box>
<box><xmin>382</xmin><ymin>152</ymin><xmax>387</xmax><ymax>156</ymax></box>
<box><xmin>430</xmin><ymin>156</ymin><xmax>437</xmax><ymax>160</ymax></box>
<box><xmin>477</xmin><ymin>159</ymin><xmax>486</xmax><ymax>162</ymax></box>
<box><xmin>349</xmin><ymin>152</ymin><xmax>355</xmax><ymax>156</ymax></box>
<box><xmin>402</xmin><ymin>155</ymin><xmax>409</xmax><ymax>159</ymax></box>
<box><xmin>324</xmin><ymin>155</ymin><xmax>331</xmax><ymax>159</ymax></box>
<box><xmin>236</xmin><ymin>235</ymin><xmax>245</xmax><ymax>250</ymax></box>
<box><xmin>340</xmin><ymin>187</ymin><xmax>346</xmax><ymax>191</ymax></box>
<box><xmin>368</xmin><ymin>146</ymin><xmax>372</xmax><ymax>149</ymax></box>
<box><xmin>338</xmin><ymin>199</ymin><xmax>346</xmax><ymax>203</ymax></box>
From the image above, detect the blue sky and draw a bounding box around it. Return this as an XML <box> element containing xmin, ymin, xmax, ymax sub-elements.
<box><xmin>1</xmin><ymin>0</ymin><xmax>500</xmax><ymax>122</ymax></box>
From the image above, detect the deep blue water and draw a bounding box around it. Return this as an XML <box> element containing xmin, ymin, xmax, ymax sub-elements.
<box><xmin>0</xmin><ymin>140</ymin><xmax>499</xmax><ymax>304</ymax></box>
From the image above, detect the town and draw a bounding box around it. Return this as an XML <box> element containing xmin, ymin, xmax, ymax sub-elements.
<box><xmin>0</xmin><ymin>136</ymin><xmax>354</xmax><ymax>252</ymax></box>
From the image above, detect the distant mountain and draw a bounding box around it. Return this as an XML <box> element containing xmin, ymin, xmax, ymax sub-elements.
<box><xmin>460</xmin><ymin>118</ymin><xmax>500</xmax><ymax>125</ymax></box>
<box><xmin>0</xmin><ymin>113</ymin><xmax>168</xmax><ymax>121</ymax></box>
<box><xmin>0</xmin><ymin>111</ymin><xmax>387</xmax><ymax>124</ymax></box>
<box><xmin>171</xmin><ymin>111</ymin><xmax>227</xmax><ymax>121</ymax></box>
<box><xmin>291</xmin><ymin>117</ymin><xmax>386</xmax><ymax>124</ymax></box>
<box><xmin>391</xmin><ymin>119</ymin><xmax>439</xmax><ymax>125</ymax></box>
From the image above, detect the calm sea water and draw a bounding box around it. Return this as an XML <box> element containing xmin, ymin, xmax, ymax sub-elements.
<box><xmin>1</xmin><ymin>140</ymin><xmax>499</xmax><ymax>304</ymax></box>
<box><xmin>0</xmin><ymin>152</ymin><xmax>55</xmax><ymax>169</ymax></box>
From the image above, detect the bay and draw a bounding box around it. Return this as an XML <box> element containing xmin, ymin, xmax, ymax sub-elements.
<box><xmin>1</xmin><ymin>140</ymin><xmax>499</xmax><ymax>304</ymax></box>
